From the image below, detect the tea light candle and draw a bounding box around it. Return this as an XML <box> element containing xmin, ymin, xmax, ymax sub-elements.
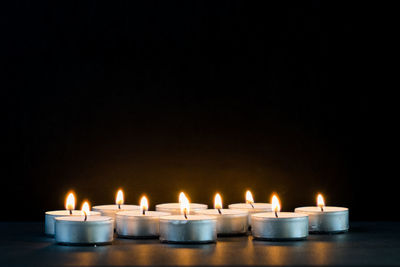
<box><xmin>116</xmin><ymin>196</ymin><xmax>170</xmax><ymax>238</ymax></box>
<box><xmin>44</xmin><ymin>192</ymin><xmax>100</xmax><ymax>235</ymax></box>
<box><xmin>228</xmin><ymin>190</ymin><xmax>272</xmax><ymax>225</ymax></box>
<box><xmin>251</xmin><ymin>194</ymin><xmax>308</xmax><ymax>241</ymax></box>
<box><xmin>156</xmin><ymin>192</ymin><xmax>207</xmax><ymax>214</ymax></box>
<box><xmin>92</xmin><ymin>189</ymin><xmax>140</xmax><ymax>222</ymax></box>
<box><xmin>159</xmin><ymin>192</ymin><xmax>217</xmax><ymax>243</ymax></box>
<box><xmin>295</xmin><ymin>194</ymin><xmax>349</xmax><ymax>233</ymax></box>
<box><xmin>55</xmin><ymin>201</ymin><xmax>113</xmax><ymax>245</ymax></box>
<box><xmin>195</xmin><ymin>193</ymin><xmax>248</xmax><ymax>235</ymax></box>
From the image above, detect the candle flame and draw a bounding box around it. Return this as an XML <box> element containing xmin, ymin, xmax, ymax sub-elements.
<box><xmin>272</xmin><ymin>195</ymin><xmax>281</xmax><ymax>213</ymax></box>
<box><xmin>214</xmin><ymin>193</ymin><xmax>223</xmax><ymax>209</ymax></box>
<box><xmin>81</xmin><ymin>201</ymin><xmax>90</xmax><ymax>215</ymax></box>
<box><xmin>246</xmin><ymin>190</ymin><xmax>254</xmax><ymax>204</ymax></box>
<box><xmin>179</xmin><ymin>192</ymin><xmax>190</xmax><ymax>218</ymax></box>
<box><xmin>317</xmin><ymin>194</ymin><xmax>325</xmax><ymax>209</ymax></box>
<box><xmin>116</xmin><ymin>189</ymin><xmax>124</xmax><ymax>205</ymax></box>
<box><xmin>140</xmin><ymin>196</ymin><xmax>149</xmax><ymax>213</ymax></box>
<box><xmin>65</xmin><ymin>192</ymin><xmax>75</xmax><ymax>211</ymax></box>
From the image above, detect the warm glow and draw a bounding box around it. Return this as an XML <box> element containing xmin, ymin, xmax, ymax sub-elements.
<box><xmin>180</xmin><ymin>192</ymin><xmax>190</xmax><ymax>216</ymax></box>
<box><xmin>65</xmin><ymin>193</ymin><xmax>75</xmax><ymax>211</ymax></box>
<box><xmin>81</xmin><ymin>201</ymin><xmax>90</xmax><ymax>215</ymax></box>
<box><xmin>140</xmin><ymin>196</ymin><xmax>149</xmax><ymax>212</ymax></box>
<box><xmin>116</xmin><ymin>189</ymin><xmax>124</xmax><ymax>205</ymax></box>
<box><xmin>245</xmin><ymin>190</ymin><xmax>254</xmax><ymax>204</ymax></box>
<box><xmin>272</xmin><ymin>195</ymin><xmax>281</xmax><ymax>213</ymax></box>
<box><xmin>214</xmin><ymin>193</ymin><xmax>223</xmax><ymax>209</ymax></box>
<box><xmin>317</xmin><ymin>194</ymin><xmax>325</xmax><ymax>208</ymax></box>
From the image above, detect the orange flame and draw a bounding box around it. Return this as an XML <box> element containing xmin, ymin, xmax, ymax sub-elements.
<box><xmin>81</xmin><ymin>201</ymin><xmax>90</xmax><ymax>216</ymax></box>
<box><xmin>317</xmin><ymin>194</ymin><xmax>325</xmax><ymax>210</ymax></box>
<box><xmin>272</xmin><ymin>195</ymin><xmax>281</xmax><ymax>213</ymax></box>
<box><xmin>179</xmin><ymin>192</ymin><xmax>190</xmax><ymax>218</ymax></box>
<box><xmin>65</xmin><ymin>192</ymin><xmax>75</xmax><ymax>211</ymax></box>
<box><xmin>140</xmin><ymin>196</ymin><xmax>149</xmax><ymax>213</ymax></box>
<box><xmin>116</xmin><ymin>189</ymin><xmax>124</xmax><ymax>205</ymax></box>
<box><xmin>214</xmin><ymin>193</ymin><xmax>223</xmax><ymax>209</ymax></box>
<box><xmin>245</xmin><ymin>190</ymin><xmax>254</xmax><ymax>204</ymax></box>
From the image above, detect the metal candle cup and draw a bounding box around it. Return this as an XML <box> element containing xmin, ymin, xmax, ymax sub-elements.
<box><xmin>159</xmin><ymin>215</ymin><xmax>217</xmax><ymax>243</ymax></box>
<box><xmin>54</xmin><ymin>215</ymin><xmax>113</xmax><ymax>245</ymax></box>
<box><xmin>156</xmin><ymin>203</ymin><xmax>207</xmax><ymax>215</ymax></box>
<box><xmin>228</xmin><ymin>203</ymin><xmax>272</xmax><ymax>225</ymax></box>
<box><xmin>116</xmin><ymin>211</ymin><xmax>171</xmax><ymax>238</ymax></box>
<box><xmin>295</xmin><ymin>206</ymin><xmax>349</xmax><ymax>233</ymax></box>
<box><xmin>45</xmin><ymin>210</ymin><xmax>100</xmax><ymax>235</ymax></box>
<box><xmin>251</xmin><ymin>212</ymin><xmax>309</xmax><ymax>241</ymax></box>
<box><xmin>194</xmin><ymin>209</ymin><xmax>248</xmax><ymax>235</ymax></box>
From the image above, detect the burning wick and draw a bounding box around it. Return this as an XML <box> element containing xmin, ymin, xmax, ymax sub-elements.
<box><xmin>116</xmin><ymin>189</ymin><xmax>124</xmax><ymax>210</ymax></box>
<box><xmin>69</xmin><ymin>209</ymin><xmax>73</xmax><ymax>215</ymax></box>
<box><xmin>218</xmin><ymin>208</ymin><xmax>222</xmax><ymax>215</ymax></box>
<box><xmin>140</xmin><ymin>196</ymin><xmax>148</xmax><ymax>216</ymax></box>
<box><xmin>142</xmin><ymin>209</ymin><xmax>145</xmax><ymax>215</ymax></box>
<box><xmin>317</xmin><ymin>194</ymin><xmax>325</xmax><ymax>212</ymax></box>
<box><xmin>272</xmin><ymin>195</ymin><xmax>280</xmax><ymax>218</ymax></box>
<box><xmin>184</xmin><ymin>209</ymin><xmax>188</xmax><ymax>219</ymax></box>
<box><xmin>214</xmin><ymin>193</ymin><xmax>223</xmax><ymax>215</ymax></box>
<box><xmin>81</xmin><ymin>201</ymin><xmax>90</xmax><ymax>222</ymax></box>
<box><xmin>65</xmin><ymin>192</ymin><xmax>75</xmax><ymax>215</ymax></box>
<box><xmin>180</xmin><ymin>192</ymin><xmax>190</xmax><ymax>219</ymax></box>
<box><xmin>245</xmin><ymin>190</ymin><xmax>255</xmax><ymax>208</ymax></box>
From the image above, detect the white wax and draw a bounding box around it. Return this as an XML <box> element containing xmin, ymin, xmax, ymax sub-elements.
<box><xmin>195</xmin><ymin>209</ymin><xmax>248</xmax><ymax>235</ymax></box>
<box><xmin>228</xmin><ymin>203</ymin><xmax>272</xmax><ymax>225</ymax></box>
<box><xmin>116</xmin><ymin>210</ymin><xmax>170</xmax><ymax>218</ymax></box>
<box><xmin>160</xmin><ymin>214</ymin><xmax>213</xmax><ymax>221</ymax></box>
<box><xmin>252</xmin><ymin>212</ymin><xmax>307</xmax><ymax>219</ymax></box>
<box><xmin>44</xmin><ymin>210</ymin><xmax>101</xmax><ymax>235</ymax></box>
<box><xmin>92</xmin><ymin>204</ymin><xmax>140</xmax><ymax>218</ymax></box>
<box><xmin>56</xmin><ymin>215</ymin><xmax>110</xmax><ymax>222</ymax></box>
<box><xmin>155</xmin><ymin>203</ymin><xmax>207</xmax><ymax>215</ymax></box>
<box><xmin>295</xmin><ymin>206</ymin><xmax>348</xmax><ymax>213</ymax></box>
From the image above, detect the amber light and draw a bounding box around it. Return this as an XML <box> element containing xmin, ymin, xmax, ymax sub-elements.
<box><xmin>214</xmin><ymin>193</ymin><xmax>223</xmax><ymax>214</ymax></box>
<box><xmin>272</xmin><ymin>194</ymin><xmax>281</xmax><ymax>217</ymax></box>
<box><xmin>81</xmin><ymin>201</ymin><xmax>90</xmax><ymax>221</ymax></box>
<box><xmin>116</xmin><ymin>189</ymin><xmax>124</xmax><ymax>209</ymax></box>
<box><xmin>140</xmin><ymin>196</ymin><xmax>149</xmax><ymax>215</ymax></box>
<box><xmin>317</xmin><ymin>194</ymin><xmax>325</xmax><ymax>212</ymax></box>
<box><xmin>246</xmin><ymin>190</ymin><xmax>254</xmax><ymax>208</ymax></box>
<box><xmin>179</xmin><ymin>192</ymin><xmax>190</xmax><ymax>219</ymax></box>
<box><xmin>65</xmin><ymin>192</ymin><xmax>75</xmax><ymax>214</ymax></box>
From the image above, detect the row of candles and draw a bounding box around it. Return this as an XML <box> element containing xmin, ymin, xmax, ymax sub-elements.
<box><xmin>45</xmin><ymin>190</ymin><xmax>349</xmax><ymax>245</ymax></box>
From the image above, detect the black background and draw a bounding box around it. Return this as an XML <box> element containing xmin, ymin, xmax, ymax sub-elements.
<box><xmin>2</xmin><ymin>1</ymin><xmax>385</xmax><ymax>221</ymax></box>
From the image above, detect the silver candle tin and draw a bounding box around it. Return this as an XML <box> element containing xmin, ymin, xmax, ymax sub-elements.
<box><xmin>45</xmin><ymin>210</ymin><xmax>100</xmax><ymax>236</ymax></box>
<box><xmin>294</xmin><ymin>206</ymin><xmax>349</xmax><ymax>233</ymax></box>
<box><xmin>251</xmin><ymin>212</ymin><xmax>309</xmax><ymax>241</ymax></box>
<box><xmin>92</xmin><ymin>204</ymin><xmax>140</xmax><ymax>229</ymax></box>
<box><xmin>54</xmin><ymin>215</ymin><xmax>113</xmax><ymax>245</ymax></box>
<box><xmin>159</xmin><ymin>215</ymin><xmax>217</xmax><ymax>243</ymax></box>
<box><xmin>194</xmin><ymin>209</ymin><xmax>248</xmax><ymax>235</ymax></box>
<box><xmin>156</xmin><ymin>203</ymin><xmax>208</xmax><ymax>215</ymax></box>
<box><xmin>228</xmin><ymin>203</ymin><xmax>272</xmax><ymax>225</ymax></box>
<box><xmin>116</xmin><ymin>211</ymin><xmax>170</xmax><ymax>238</ymax></box>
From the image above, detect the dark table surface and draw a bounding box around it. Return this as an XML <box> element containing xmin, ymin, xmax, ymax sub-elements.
<box><xmin>0</xmin><ymin>222</ymin><xmax>399</xmax><ymax>267</ymax></box>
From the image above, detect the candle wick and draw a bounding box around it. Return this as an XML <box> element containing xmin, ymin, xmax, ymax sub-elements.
<box><xmin>275</xmin><ymin>211</ymin><xmax>278</xmax><ymax>218</ymax></box>
<box><xmin>84</xmin><ymin>212</ymin><xmax>87</xmax><ymax>221</ymax></box>
<box><xmin>249</xmin><ymin>203</ymin><xmax>254</xmax><ymax>208</ymax></box>
<box><xmin>320</xmin><ymin>206</ymin><xmax>324</xmax><ymax>212</ymax></box>
<box><xmin>142</xmin><ymin>209</ymin><xmax>146</xmax><ymax>215</ymax></box>
<box><xmin>118</xmin><ymin>204</ymin><xmax>121</xmax><ymax>209</ymax></box>
<box><xmin>218</xmin><ymin>208</ymin><xmax>222</xmax><ymax>215</ymax></box>
<box><xmin>69</xmin><ymin>209</ymin><xmax>72</xmax><ymax>215</ymax></box>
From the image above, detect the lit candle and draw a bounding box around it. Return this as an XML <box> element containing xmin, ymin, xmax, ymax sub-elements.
<box><xmin>45</xmin><ymin>192</ymin><xmax>100</xmax><ymax>235</ymax></box>
<box><xmin>156</xmin><ymin>192</ymin><xmax>208</xmax><ymax>214</ymax></box>
<box><xmin>54</xmin><ymin>201</ymin><xmax>113</xmax><ymax>245</ymax></box>
<box><xmin>195</xmin><ymin>193</ymin><xmax>248</xmax><ymax>235</ymax></box>
<box><xmin>294</xmin><ymin>194</ymin><xmax>349</xmax><ymax>233</ymax></box>
<box><xmin>228</xmin><ymin>190</ymin><xmax>272</xmax><ymax>226</ymax></box>
<box><xmin>116</xmin><ymin>195</ymin><xmax>170</xmax><ymax>238</ymax></box>
<box><xmin>251</xmin><ymin>194</ymin><xmax>309</xmax><ymax>241</ymax></box>
<box><xmin>92</xmin><ymin>189</ymin><xmax>140</xmax><ymax>224</ymax></box>
<box><xmin>159</xmin><ymin>192</ymin><xmax>217</xmax><ymax>243</ymax></box>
